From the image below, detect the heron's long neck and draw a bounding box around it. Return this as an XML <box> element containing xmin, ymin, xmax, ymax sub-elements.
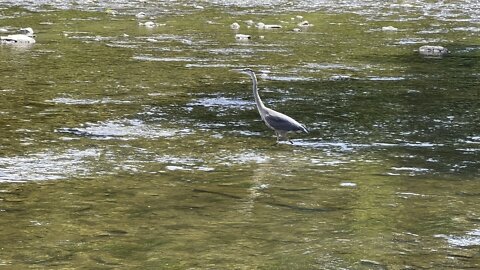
<box><xmin>250</xmin><ymin>73</ymin><xmax>266</xmax><ymax>113</ymax></box>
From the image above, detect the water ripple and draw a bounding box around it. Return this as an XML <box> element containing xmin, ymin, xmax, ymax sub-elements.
<box><xmin>436</xmin><ymin>229</ymin><xmax>480</xmax><ymax>247</ymax></box>
<box><xmin>56</xmin><ymin>119</ymin><xmax>192</xmax><ymax>140</ymax></box>
<box><xmin>0</xmin><ymin>149</ymin><xmax>100</xmax><ymax>182</ymax></box>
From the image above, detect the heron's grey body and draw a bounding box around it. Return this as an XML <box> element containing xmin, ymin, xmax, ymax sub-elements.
<box><xmin>237</xmin><ymin>68</ymin><xmax>308</xmax><ymax>143</ymax></box>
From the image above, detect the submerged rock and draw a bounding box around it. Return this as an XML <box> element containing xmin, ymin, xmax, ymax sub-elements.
<box><xmin>419</xmin><ymin>45</ymin><xmax>449</xmax><ymax>56</ymax></box>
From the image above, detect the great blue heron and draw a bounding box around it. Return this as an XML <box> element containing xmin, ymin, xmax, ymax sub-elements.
<box><xmin>236</xmin><ymin>68</ymin><xmax>308</xmax><ymax>143</ymax></box>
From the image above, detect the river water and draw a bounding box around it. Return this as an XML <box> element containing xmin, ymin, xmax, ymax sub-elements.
<box><xmin>0</xmin><ymin>1</ymin><xmax>479</xmax><ymax>269</ymax></box>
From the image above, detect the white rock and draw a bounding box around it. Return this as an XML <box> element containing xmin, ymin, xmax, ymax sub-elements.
<box><xmin>0</xmin><ymin>34</ymin><xmax>36</xmax><ymax>44</ymax></box>
<box><xmin>135</xmin><ymin>12</ymin><xmax>147</xmax><ymax>19</ymax></box>
<box><xmin>340</xmin><ymin>182</ymin><xmax>357</xmax><ymax>187</ymax></box>
<box><xmin>230</xmin><ymin>22</ymin><xmax>240</xmax><ymax>30</ymax></box>
<box><xmin>330</xmin><ymin>75</ymin><xmax>352</xmax><ymax>81</ymax></box>
<box><xmin>145</xmin><ymin>21</ymin><xmax>156</xmax><ymax>28</ymax></box>
<box><xmin>265</xmin><ymin>24</ymin><xmax>282</xmax><ymax>29</ymax></box>
<box><xmin>139</xmin><ymin>21</ymin><xmax>157</xmax><ymax>28</ymax></box>
<box><xmin>244</xmin><ymin>20</ymin><xmax>254</xmax><ymax>26</ymax></box>
<box><xmin>105</xmin><ymin>9</ymin><xmax>118</xmax><ymax>16</ymax></box>
<box><xmin>419</xmin><ymin>45</ymin><xmax>449</xmax><ymax>56</ymax></box>
<box><xmin>19</xmin><ymin>27</ymin><xmax>35</xmax><ymax>36</ymax></box>
<box><xmin>297</xmin><ymin>21</ymin><xmax>312</xmax><ymax>27</ymax></box>
<box><xmin>0</xmin><ymin>27</ymin><xmax>36</xmax><ymax>44</ymax></box>
<box><xmin>256</xmin><ymin>22</ymin><xmax>282</xmax><ymax>29</ymax></box>
<box><xmin>382</xmin><ymin>26</ymin><xmax>398</xmax><ymax>31</ymax></box>
<box><xmin>235</xmin><ymin>34</ymin><xmax>251</xmax><ymax>41</ymax></box>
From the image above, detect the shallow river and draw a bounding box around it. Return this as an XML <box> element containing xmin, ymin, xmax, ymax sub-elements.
<box><xmin>0</xmin><ymin>1</ymin><xmax>479</xmax><ymax>269</ymax></box>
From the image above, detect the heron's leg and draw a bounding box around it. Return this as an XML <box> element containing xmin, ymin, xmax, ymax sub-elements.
<box><xmin>277</xmin><ymin>132</ymin><xmax>293</xmax><ymax>144</ymax></box>
<box><xmin>286</xmin><ymin>135</ymin><xmax>293</xmax><ymax>144</ymax></box>
<box><xmin>275</xmin><ymin>132</ymin><xmax>280</xmax><ymax>144</ymax></box>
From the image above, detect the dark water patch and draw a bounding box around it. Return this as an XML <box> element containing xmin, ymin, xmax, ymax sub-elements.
<box><xmin>264</xmin><ymin>200</ymin><xmax>344</xmax><ymax>212</ymax></box>
<box><xmin>193</xmin><ymin>188</ymin><xmax>243</xmax><ymax>200</ymax></box>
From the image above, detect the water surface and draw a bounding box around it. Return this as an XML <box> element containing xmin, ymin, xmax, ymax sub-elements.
<box><xmin>0</xmin><ymin>1</ymin><xmax>479</xmax><ymax>268</ymax></box>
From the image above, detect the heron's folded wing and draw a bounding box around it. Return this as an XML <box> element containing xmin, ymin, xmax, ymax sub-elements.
<box><xmin>264</xmin><ymin>113</ymin><xmax>304</xmax><ymax>132</ymax></box>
